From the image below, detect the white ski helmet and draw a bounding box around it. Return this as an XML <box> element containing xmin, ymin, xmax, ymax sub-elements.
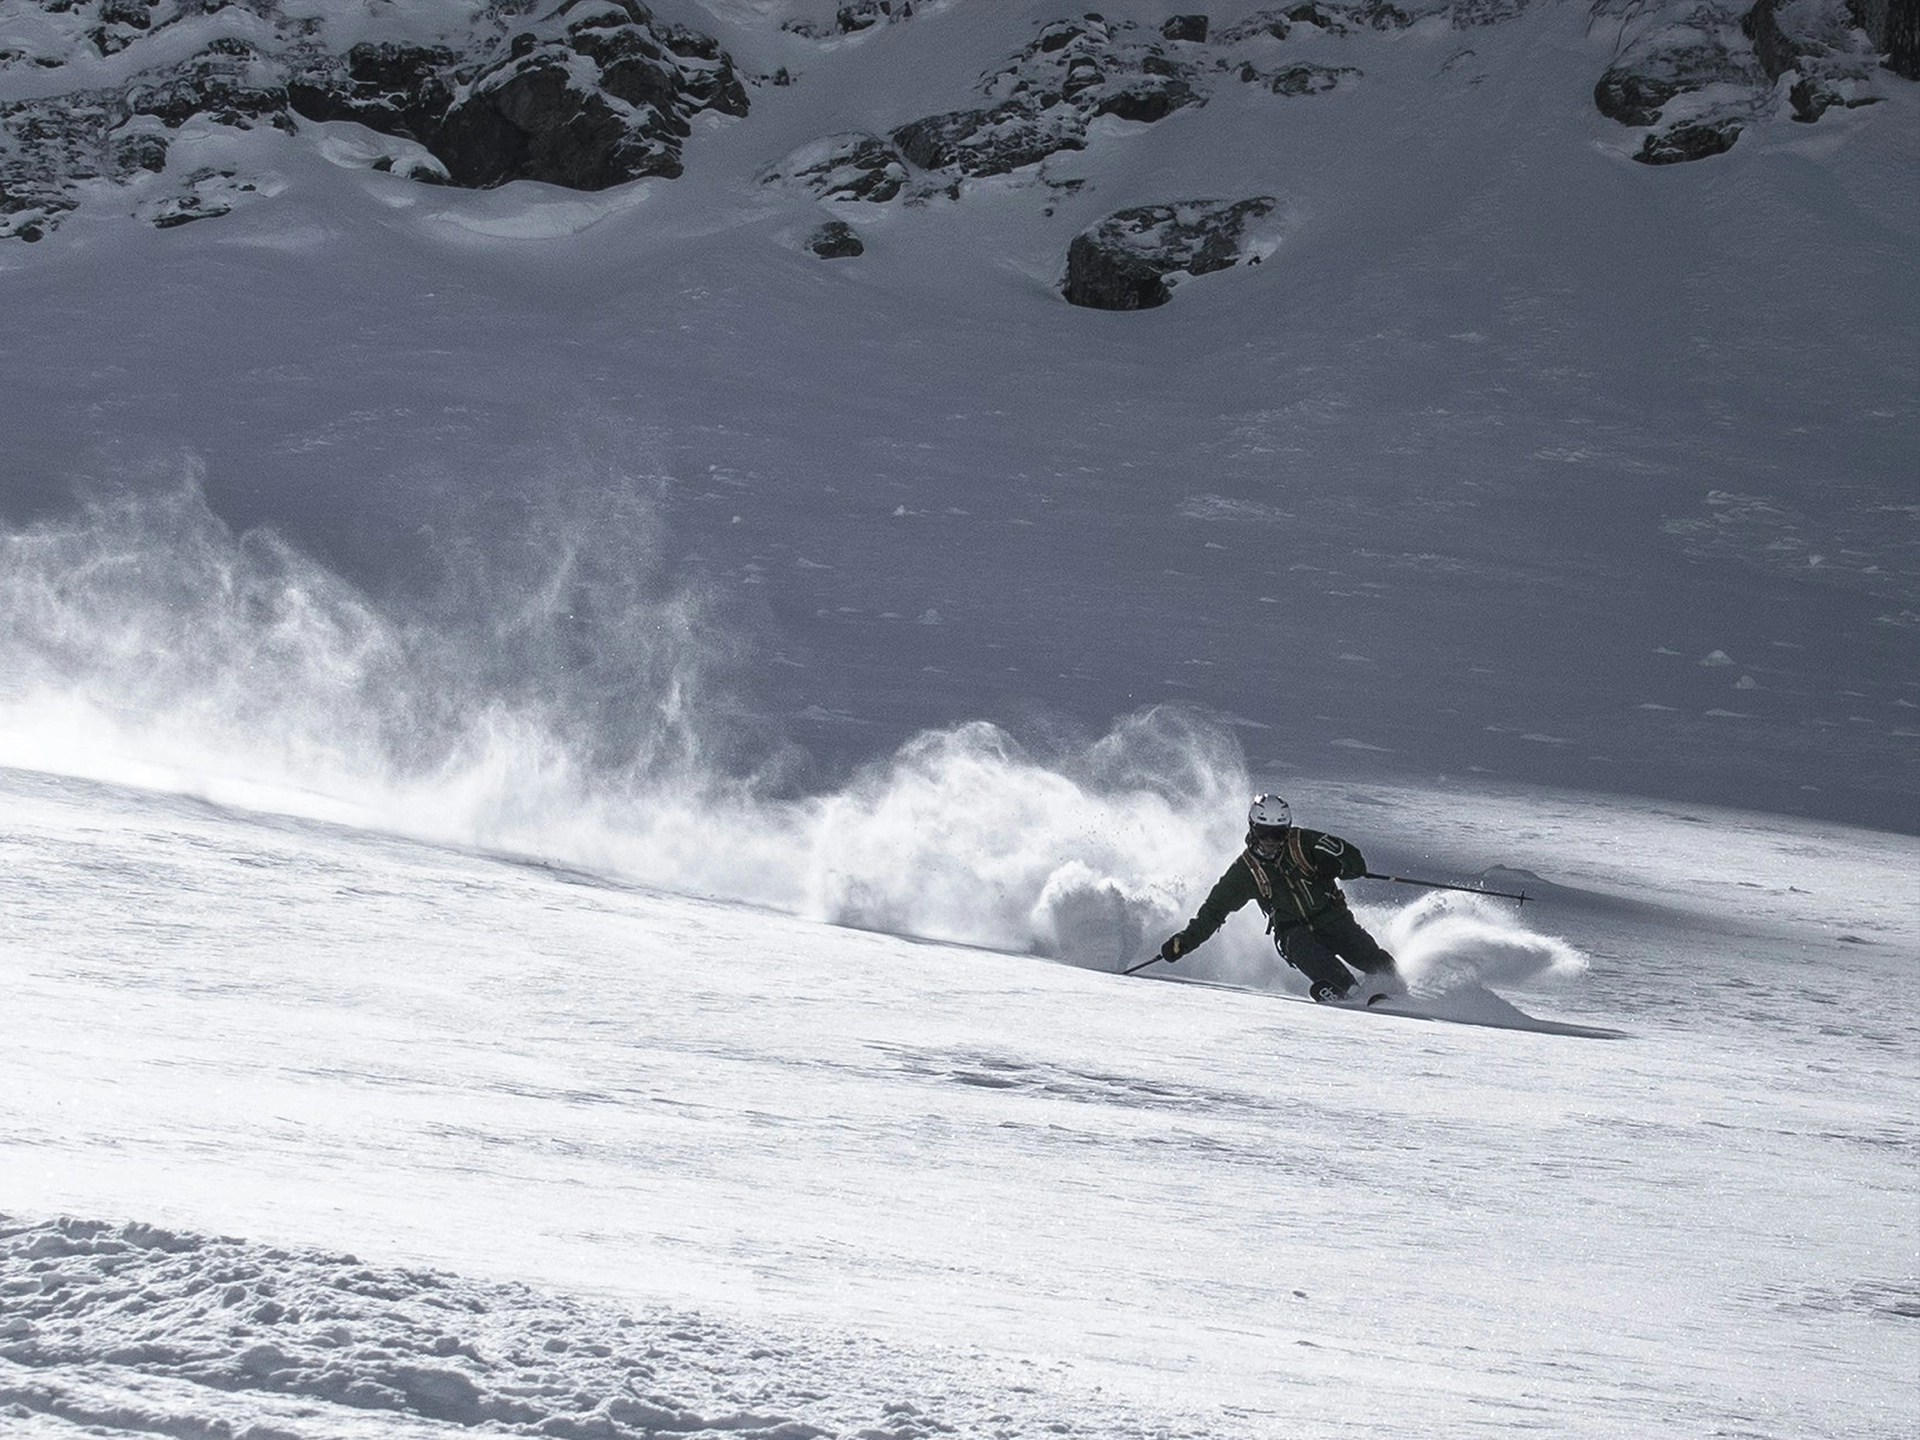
<box><xmin>1247</xmin><ymin>793</ymin><xmax>1292</xmax><ymax>834</ymax></box>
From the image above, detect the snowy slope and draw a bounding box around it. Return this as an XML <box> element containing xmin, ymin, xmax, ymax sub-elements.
<box><xmin>2</xmin><ymin>766</ymin><xmax>1916</xmax><ymax>1439</ymax></box>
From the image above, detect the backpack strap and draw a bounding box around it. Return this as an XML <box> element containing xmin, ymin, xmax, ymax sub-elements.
<box><xmin>1286</xmin><ymin>828</ymin><xmax>1313</xmax><ymax>872</ymax></box>
<box><xmin>1239</xmin><ymin>847</ymin><xmax>1273</xmax><ymax>902</ymax></box>
<box><xmin>1239</xmin><ymin>848</ymin><xmax>1276</xmax><ymax>931</ymax></box>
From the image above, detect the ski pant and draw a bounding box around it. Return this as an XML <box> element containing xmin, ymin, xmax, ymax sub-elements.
<box><xmin>1275</xmin><ymin>907</ymin><xmax>1397</xmax><ymax>995</ymax></box>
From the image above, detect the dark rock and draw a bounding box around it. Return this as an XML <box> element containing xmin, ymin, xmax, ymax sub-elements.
<box><xmin>1452</xmin><ymin>0</ymin><xmax>1533</xmax><ymax>25</ymax></box>
<box><xmin>1284</xmin><ymin>4</ymin><xmax>1349</xmax><ymax>32</ymax></box>
<box><xmin>1218</xmin><ymin>3</ymin><xmax>1424</xmax><ymax>42</ymax></box>
<box><xmin>1094</xmin><ymin>75</ymin><xmax>1203</xmax><ymax>120</ymax></box>
<box><xmin>890</xmin><ymin>103</ymin><xmax>1084</xmax><ymax>177</ymax></box>
<box><xmin>1594</xmin><ymin>37</ymin><xmax>1764</xmax><ymax>127</ymax></box>
<box><xmin>782</xmin><ymin>1</ymin><xmax>916</xmax><ymax>39</ymax></box>
<box><xmin>1743</xmin><ymin>0</ymin><xmax>1882</xmax><ymax>107</ymax></box>
<box><xmin>1063</xmin><ymin>196</ymin><xmax>1279</xmax><ymax>310</ymax></box>
<box><xmin>1268</xmin><ymin>62</ymin><xmax>1363</xmax><ymax>94</ymax></box>
<box><xmin>287</xmin><ymin>43</ymin><xmax>459</xmax><ymax>141</ymax></box>
<box><xmin>0</xmin><ymin>177</ymin><xmax>70</xmax><ymax>242</ymax></box>
<box><xmin>1635</xmin><ymin>116</ymin><xmax>1743</xmax><ymax>161</ymax></box>
<box><xmin>147</xmin><ymin>167</ymin><xmax>245</xmax><ymax>228</ymax></box>
<box><xmin>837</xmin><ymin>1</ymin><xmax>910</xmax><ymax>33</ymax></box>
<box><xmin>101</xmin><ymin>0</ymin><xmax>156</xmax><ymax>27</ymax></box>
<box><xmin>807</xmin><ymin>220</ymin><xmax>864</xmax><ymax>257</ymax></box>
<box><xmin>1218</xmin><ymin>11</ymin><xmax>1293</xmax><ymax>41</ymax></box>
<box><xmin>438</xmin><ymin>45</ymin><xmax>682</xmax><ymax>188</ymax></box>
<box><xmin>127</xmin><ymin>42</ymin><xmax>292</xmax><ymax>131</ymax></box>
<box><xmin>886</xmin><ymin>15</ymin><xmax>1204</xmax><ymax>185</ymax></box>
<box><xmin>1788</xmin><ymin>74</ymin><xmax>1837</xmax><ymax>116</ymax></box>
<box><xmin>1355</xmin><ymin>2</ymin><xmax>1421</xmax><ymax>28</ymax></box>
<box><xmin>1162</xmin><ymin>15</ymin><xmax>1211</xmax><ymax>42</ymax></box>
<box><xmin>1744</xmin><ymin>0</ymin><xmax>1803</xmax><ymax>75</ymax></box>
<box><xmin>151</xmin><ymin>198</ymin><xmax>226</xmax><ymax>227</ymax></box>
<box><xmin>111</xmin><ymin>131</ymin><xmax>169</xmax><ymax>175</ymax></box>
<box><xmin>762</xmin><ymin>132</ymin><xmax>909</xmax><ymax>202</ymax></box>
<box><xmin>1872</xmin><ymin>0</ymin><xmax>1920</xmax><ymax>78</ymax></box>
<box><xmin>1786</xmin><ymin>73</ymin><xmax>1880</xmax><ymax>118</ymax></box>
<box><xmin>423</xmin><ymin>2</ymin><xmax>750</xmax><ymax>191</ymax></box>
<box><xmin>4</xmin><ymin>0</ymin><xmax>754</xmax><ymax>237</ymax></box>
<box><xmin>1594</xmin><ymin>0</ymin><xmax>1880</xmax><ymax>161</ymax></box>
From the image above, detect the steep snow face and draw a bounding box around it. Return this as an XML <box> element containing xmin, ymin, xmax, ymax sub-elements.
<box><xmin>0</xmin><ymin>0</ymin><xmax>1915</xmax><ymax>843</ymax></box>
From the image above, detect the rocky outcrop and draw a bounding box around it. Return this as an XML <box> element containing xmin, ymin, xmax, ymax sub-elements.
<box><xmin>760</xmin><ymin>132</ymin><xmax>910</xmax><ymax>202</ymax></box>
<box><xmin>1063</xmin><ymin>197</ymin><xmax>1279</xmax><ymax>310</ymax></box>
<box><xmin>867</xmin><ymin>7</ymin><xmax>1419</xmax><ymax>194</ymax></box>
<box><xmin>886</xmin><ymin>14</ymin><xmax>1205</xmax><ymax>184</ymax></box>
<box><xmin>891</xmin><ymin>102</ymin><xmax>1086</xmax><ymax>177</ymax></box>
<box><xmin>806</xmin><ymin>219</ymin><xmax>864</xmax><ymax>258</ymax></box>
<box><xmin>335</xmin><ymin>0</ymin><xmax>749</xmax><ymax>190</ymax></box>
<box><xmin>1634</xmin><ymin>115</ymin><xmax>1745</xmax><ymax>161</ymax></box>
<box><xmin>1592</xmin><ymin>0</ymin><xmax>1882</xmax><ymax>161</ymax></box>
<box><xmin>1593</xmin><ymin>20</ymin><xmax>1768</xmax><ymax>127</ymax></box>
<box><xmin>286</xmin><ymin>43</ymin><xmax>460</xmax><ymax>144</ymax></box>
<box><xmin>1217</xmin><ymin>3</ymin><xmax>1428</xmax><ymax>42</ymax></box>
<box><xmin>1</xmin><ymin>0</ymin><xmax>750</xmax><ymax>239</ymax></box>
<box><xmin>1851</xmin><ymin>0</ymin><xmax>1920</xmax><ymax>77</ymax></box>
<box><xmin>1262</xmin><ymin>62</ymin><xmax>1365</xmax><ymax>94</ymax></box>
<box><xmin>1743</xmin><ymin>0</ymin><xmax>1882</xmax><ymax>119</ymax></box>
<box><xmin>1451</xmin><ymin>0</ymin><xmax>1535</xmax><ymax>26</ymax></box>
<box><xmin>781</xmin><ymin>2</ymin><xmax>917</xmax><ymax>41</ymax></box>
<box><xmin>1</xmin><ymin>26</ymin><xmax>296</xmax><ymax>241</ymax></box>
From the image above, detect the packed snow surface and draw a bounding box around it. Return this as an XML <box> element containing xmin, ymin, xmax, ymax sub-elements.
<box><xmin>1</xmin><ymin>1</ymin><xmax>1916</xmax><ymax>1437</ymax></box>
<box><xmin>3</xmin><ymin>766</ymin><xmax>1916</xmax><ymax>1438</ymax></box>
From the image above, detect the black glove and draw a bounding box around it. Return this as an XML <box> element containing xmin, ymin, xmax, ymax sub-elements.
<box><xmin>1159</xmin><ymin>935</ymin><xmax>1186</xmax><ymax>963</ymax></box>
<box><xmin>1314</xmin><ymin>856</ymin><xmax>1342</xmax><ymax>881</ymax></box>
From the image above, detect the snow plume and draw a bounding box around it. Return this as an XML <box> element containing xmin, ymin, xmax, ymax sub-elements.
<box><xmin>0</xmin><ymin>463</ymin><xmax>738</xmax><ymax>836</ymax></box>
<box><xmin>0</xmin><ymin>470</ymin><xmax>1256</xmax><ymax>960</ymax></box>
<box><xmin>801</xmin><ymin>708</ymin><xmax>1251</xmax><ymax>965</ymax></box>
<box><xmin>1372</xmin><ymin>890</ymin><xmax>1590</xmax><ymax>997</ymax></box>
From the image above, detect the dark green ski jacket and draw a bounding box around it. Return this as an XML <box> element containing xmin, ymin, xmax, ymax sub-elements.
<box><xmin>1171</xmin><ymin>827</ymin><xmax>1368</xmax><ymax>953</ymax></box>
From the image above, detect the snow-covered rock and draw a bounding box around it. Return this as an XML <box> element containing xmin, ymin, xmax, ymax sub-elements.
<box><xmin>1063</xmin><ymin>195</ymin><xmax>1280</xmax><ymax>310</ymax></box>
<box><xmin>805</xmin><ymin>216</ymin><xmax>862</xmax><ymax>256</ymax></box>
<box><xmin>884</xmin><ymin>14</ymin><xmax>1204</xmax><ymax>184</ymax></box>
<box><xmin>1591</xmin><ymin>0</ymin><xmax>1883</xmax><ymax>161</ymax></box>
<box><xmin>431</xmin><ymin>0</ymin><xmax>749</xmax><ymax>190</ymax></box>
<box><xmin>759</xmin><ymin>131</ymin><xmax>909</xmax><ymax>202</ymax></box>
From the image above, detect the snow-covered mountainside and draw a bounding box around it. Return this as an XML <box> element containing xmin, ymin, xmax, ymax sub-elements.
<box><xmin>0</xmin><ymin>0</ymin><xmax>1913</xmax><ymax>841</ymax></box>
<box><xmin>1</xmin><ymin>0</ymin><xmax>1910</xmax><ymax>240</ymax></box>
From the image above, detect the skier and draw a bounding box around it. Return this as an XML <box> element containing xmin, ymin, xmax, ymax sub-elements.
<box><xmin>1157</xmin><ymin>793</ymin><xmax>1402</xmax><ymax>1002</ymax></box>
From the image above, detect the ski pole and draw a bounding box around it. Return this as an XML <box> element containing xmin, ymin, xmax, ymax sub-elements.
<box><xmin>1362</xmin><ymin>872</ymin><xmax>1530</xmax><ymax>905</ymax></box>
<box><xmin>1122</xmin><ymin>954</ymin><xmax>1168</xmax><ymax>976</ymax></box>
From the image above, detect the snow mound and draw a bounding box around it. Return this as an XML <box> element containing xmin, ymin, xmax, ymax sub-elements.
<box><xmin>0</xmin><ymin>1215</ymin><xmax>1169</xmax><ymax>1440</ymax></box>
